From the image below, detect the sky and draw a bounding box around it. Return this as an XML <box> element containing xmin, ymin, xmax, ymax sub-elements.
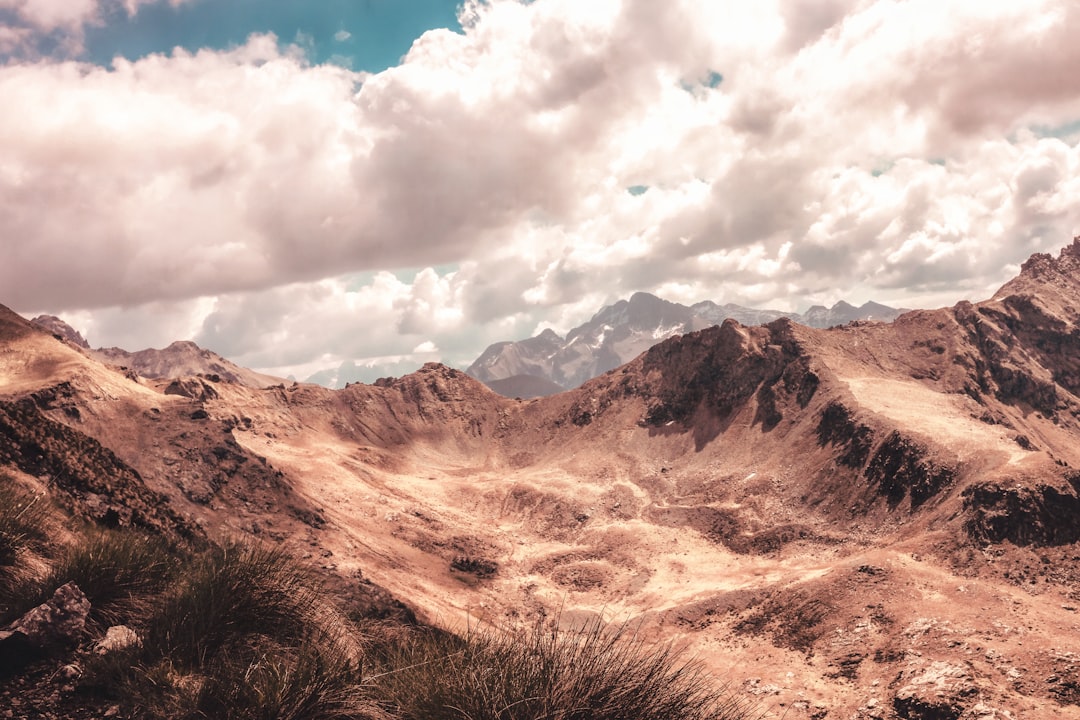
<box><xmin>2</xmin><ymin>0</ymin><xmax>1080</xmax><ymax>384</ymax></box>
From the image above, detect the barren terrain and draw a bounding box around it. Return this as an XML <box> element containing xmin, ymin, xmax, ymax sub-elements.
<box><xmin>5</xmin><ymin>242</ymin><xmax>1080</xmax><ymax>718</ymax></box>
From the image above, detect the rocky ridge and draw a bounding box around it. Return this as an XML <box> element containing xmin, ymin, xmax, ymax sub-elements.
<box><xmin>466</xmin><ymin>292</ymin><xmax>904</xmax><ymax>396</ymax></box>
<box><xmin>29</xmin><ymin>315</ymin><xmax>282</xmax><ymax>390</ymax></box>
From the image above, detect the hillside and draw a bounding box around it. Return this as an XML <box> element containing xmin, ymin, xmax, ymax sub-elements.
<box><xmin>3</xmin><ymin>240</ymin><xmax>1080</xmax><ymax>717</ymax></box>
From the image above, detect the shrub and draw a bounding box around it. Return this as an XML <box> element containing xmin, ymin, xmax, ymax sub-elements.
<box><xmin>370</xmin><ymin>619</ymin><xmax>764</xmax><ymax>720</ymax></box>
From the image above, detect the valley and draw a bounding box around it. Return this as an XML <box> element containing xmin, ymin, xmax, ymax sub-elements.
<box><xmin>4</xmin><ymin>242</ymin><xmax>1080</xmax><ymax>717</ymax></box>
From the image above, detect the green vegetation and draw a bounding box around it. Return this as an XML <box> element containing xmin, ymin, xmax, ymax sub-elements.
<box><xmin>1</xmin><ymin>469</ymin><xmax>763</xmax><ymax>720</ymax></box>
<box><xmin>81</xmin><ymin>541</ymin><xmax>380</xmax><ymax>720</ymax></box>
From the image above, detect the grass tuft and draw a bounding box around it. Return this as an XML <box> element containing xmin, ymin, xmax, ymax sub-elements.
<box><xmin>32</xmin><ymin>526</ymin><xmax>178</xmax><ymax>629</ymax></box>
<box><xmin>194</xmin><ymin>638</ymin><xmax>387</xmax><ymax>720</ymax></box>
<box><xmin>0</xmin><ymin>472</ymin><xmax>54</xmax><ymax>618</ymax></box>
<box><xmin>370</xmin><ymin>619</ymin><xmax>764</xmax><ymax>720</ymax></box>
<box><xmin>146</xmin><ymin>541</ymin><xmax>325</xmax><ymax>668</ymax></box>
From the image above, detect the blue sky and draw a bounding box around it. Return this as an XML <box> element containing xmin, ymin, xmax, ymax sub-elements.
<box><xmin>2</xmin><ymin>0</ymin><xmax>1080</xmax><ymax>385</ymax></box>
<box><xmin>83</xmin><ymin>0</ymin><xmax>462</xmax><ymax>71</ymax></box>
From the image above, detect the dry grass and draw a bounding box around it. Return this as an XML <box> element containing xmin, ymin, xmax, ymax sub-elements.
<box><xmin>369</xmin><ymin>619</ymin><xmax>764</xmax><ymax>720</ymax></box>
<box><xmin>33</xmin><ymin>526</ymin><xmax>178</xmax><ymax>629</ymax></box>
<box><xmin>0</xmin><ymin>471</ymin><xmax>54</xmax><ymax>620</ymax></box>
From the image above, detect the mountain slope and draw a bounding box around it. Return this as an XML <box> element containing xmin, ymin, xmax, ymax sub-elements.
<box><xmin>3</xmin><ymin>239</ymin><xmax>1080</xmax><ymax>716</ymax></box>
<box><xmin>467</xmin><ymin>293</ymin><xmax>905</xmax><ymax>396</ymax></box>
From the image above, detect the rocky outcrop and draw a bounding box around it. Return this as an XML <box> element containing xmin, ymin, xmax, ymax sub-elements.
<box><xmin>633</xmin><ymin>318</ymin><xmax>817</xmax><ymax>430</ymax></box>
<box><xmin>892</xmin><ymin>661</ymin><xmax>979</xmax><ymax>719</ymax></box>
<box><xmin>163</xmin><ymin>377</ymin><xmax>219</xmax><ymax>402</ymax></box>
<box><xmin>963</xmin><ymin>475</ymin><xmax>1080</xmax><ymax>547</ymax></box>
<box><xmin>953</xmin><ymin>237</ymin><xmax>1080</xmax><ymax>417</ymax></box>
<box><xmin>29</xmin><ymin>316</ymin><xmax>90</xmax><ymax>349</ymax></box>
<box><xmin>0</xmin><ymin>583</ymin><xmax>90</xmax><ymax>676</ymax></box>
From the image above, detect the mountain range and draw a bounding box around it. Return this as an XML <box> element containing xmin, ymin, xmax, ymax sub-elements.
<box><xmin>466</xmin><ymin>293</ymin><xmax>905</xmax><ymax>397</ymax></box>
<box><xmin>3</xmin><ymin>240</ymin><xmax>1080</xmax><ymax>717</ymax></box>
<box><xmin>30</xmin><ymin>314</ymin><xmax>282</xmax><ymax>390</ymax></box>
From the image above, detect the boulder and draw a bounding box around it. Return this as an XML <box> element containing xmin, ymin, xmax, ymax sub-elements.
<box><xmin>0</xmin><ymin>582</ymin><xmax>90</xmax><ymax>676</ymax></box>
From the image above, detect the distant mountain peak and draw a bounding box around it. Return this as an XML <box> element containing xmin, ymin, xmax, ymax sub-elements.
<box><xmin>466</xmin><ymin>293</ymin><xmax>905</xmax><ymax>397</ymax></box>
<box><xmin>161</xmin><ymin>340</ymin><xmax>209</xmax><ymax>356</ymax></box>
<box><xmin>30</xmin><ymin>315</ymin><xmax>90</xmax><ymax>349</ymax></box>
<box><xmin>30</xmin><ymin>313</ymin><xmax>280</xmax><ymax>389</ymax></box>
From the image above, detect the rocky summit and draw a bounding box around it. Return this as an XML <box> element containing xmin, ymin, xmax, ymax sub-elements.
<box><xmin>3</xmin><ymin>241</ymin><xmax>1080</xmax><ymax>717</ymax></box>
<box><xmin>466</xmin><ymin>292</ymin><xmax>905</xmax><ymax>396</ymax></box>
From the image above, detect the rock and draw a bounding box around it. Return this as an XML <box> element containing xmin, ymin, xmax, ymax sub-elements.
<box><xmin>58</xmin><ymin>663</ymin><xmax>82</xmax><ymax>681</ymax></box>
<box><xmin>6</xmin><ymin>582</ymin><xmax>90</xmax><ymax>647</ymax></box>
<box><xmin>96</xmin><ymin>625</ymin><xmax>141</xmax><ymax>654</ymax></box>
<box><xmin>962</xmin><ymin>703</ymin><xmax>1015</xmax><ymax>719</ymax></box>
<box><xmin>165</xmin><ymin>378</ymin><xmax>218</xmax><ymax>402</ymax></box>
<box><xmin>893</xmin><ymin>661</ymin><xmax>978</xmax><ymax>719</ymax></box>
<box><xmin>0</xmin><ymin>582</ymin><xmax>90</xmax><ymax>676</ymax></box>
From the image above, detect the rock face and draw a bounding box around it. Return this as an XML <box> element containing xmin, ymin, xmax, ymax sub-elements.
<box><xmin>467</xmin><ymin>292</ymin><xmax>904</xmax><ymax>396</ymax></box>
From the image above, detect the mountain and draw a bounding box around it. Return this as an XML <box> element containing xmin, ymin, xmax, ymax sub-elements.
<box><xmin>92</xmin><ymin>341</ymin><xmax>283</xmax><ymax>389</ymax></box>
<box><xmin>467</xmin><ymin>294</ymin><xmax>906</xmax><ymax>396</ymax></box>
<box><xmin>4</xmin><ymin>238</ymin><xmax>1080</xmax><ymax>717</ymax></box>
<box><xmin>30</xmin><ymin>315</ymin><xmax>90</xmax><ymax>349</ymax></box>
<box><xmin>469</xmin><ymin>292</ymin><xmax>712</xmax><ymax>392</ymax></box>
<box><xmin>484</xmin><ymin>373</ymin><xmax>567</xmax><ymax>399</ymax></box>
<box><xmin>28</xmin><ymin>315</ymin><xmax>282</xmax><ymax>389</ymax></box>
<box><xmin>799</xmin><ymin>299</ymin><xmax>903</xmax><ymax>327</ymax></box>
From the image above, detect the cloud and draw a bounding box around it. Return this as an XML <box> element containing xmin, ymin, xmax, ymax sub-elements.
<box><xmin>0</xmin><ymin>0</ymin><xmax>98</xmax><ymax>32</ymax></box>
<box><xmin>7</xmin><ymin>0</ymin><xmax>1080</xmax><ymax>380</ymax></box>
<box><xmin>182</xmin><ymin>268</ymin><xmax>541</xmax><ymax>379</ymax></box>
<box><xmin>334</xmin><ymin>29</ymin><xmax>350</xmax><ymax>42</ymax></box>
<box><xmin>0</xmin><ymin>0</ymin><xmax>194</xmax><ymax>54</ymax></box>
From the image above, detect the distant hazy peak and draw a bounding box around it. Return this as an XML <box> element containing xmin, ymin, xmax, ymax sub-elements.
<box><xmin>466</xmin><ymin>293</ymin><xmax>905</xmax><ymax>397</ymax></box>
